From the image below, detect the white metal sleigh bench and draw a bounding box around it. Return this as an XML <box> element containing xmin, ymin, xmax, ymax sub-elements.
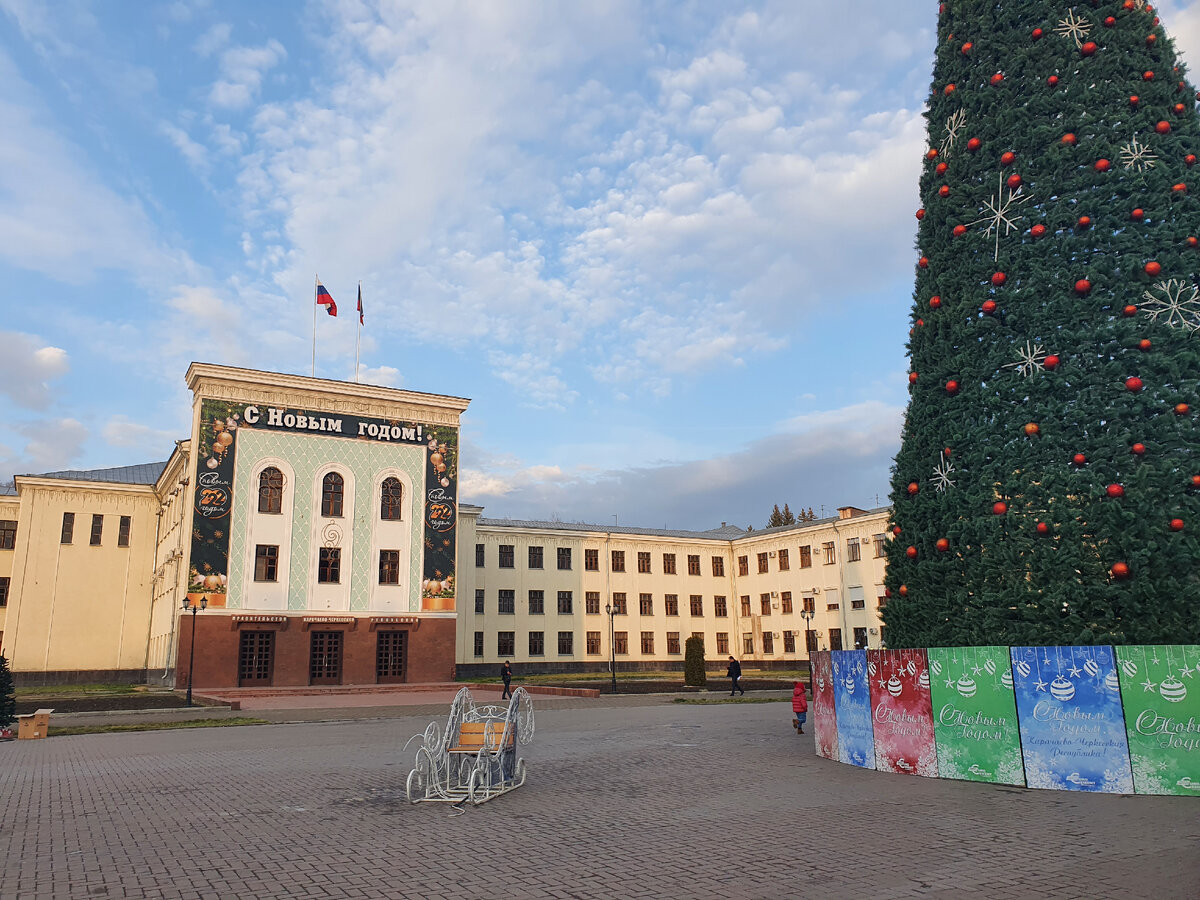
<box><xmin>405</xmin><ymin>686</ymin><xmax>534</xmax><ymax>805</ymax></box>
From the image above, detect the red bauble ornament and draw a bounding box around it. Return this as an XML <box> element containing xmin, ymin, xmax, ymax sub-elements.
<box><xmin>1024</xmin><ymin>422</ymin><xmax>1040</xmax><ymax>436</ymax></box>
<box><xmin>953</xmin><ymin>224</ymin><xmax>967</xmax><ymax>237</ymax></box>
<box><xmin>1036</xmin><ymin>522</ymin><xmax>1049</xmax><ymax>535</ymax></box>
<box><xmin>1111</xmin><ymin>562</ymin><xmax>1131</xmax><ymax>579</ymax></box>
<box><xmin>939</xmin><ymin>185</ymin><xmax>950</xmax><ymax>198</ymax></box>
<box><xmin>1188</xmin><ymin>237</ymin><xmax>1198</xmax><ymax>248</ymax></box>
<box><xmin>1107</xmin><ymin>483</ymin><xmax>1125</xmax><ymax>498</ymax></box>
<box><xmin>909</xmin><ymin>372</ymin><xmax>918</xmax><ymax>384</ymax></box>
<box><xmin>1143</xmin><ymin>71</ymin><xmax>1155</xmax><ymax>81</ymax></box>
<box><xmin>916</xmin><ymin>208</ymin><xmax>926</xmax><ymax>220</ymax></box>
<box><xmin>1173</xmin><ymin>183</ymin><xmax>1188</xmax><ymax>194</ymax></box>
<box><xmin>1047</xmin><ymin>75</ymin><xmax>1060</xmax><ymax>87</ymax></box>
<box><xmin>1124</xmin><ymin>305</ymin><xmax>1138</xmax><ymax>316</ymax></box>
<box><xmin>915</xmin><ymin>318</ymin><xmax>924</xmax><ymax>328</ymax></box>
<box><xmin>1031</xmin><ymin>223</ymin><xmax>1047</xmax><ymax>238</ymax></box>
<box><xmin>990</xmin><ymin>72</ymin><xmax>1004</xmax><ymax>86</ymax></box>
<box><xmin>936</xmin><ymin>538</ymin><xmax>950</xmax><ymax>552</ymax></box>
<box><xmin>1192</xmin><ymin>475</ymin><xmax>1200</xmax><ymax>488</ymax></box>
<box><xmin>961</xmin><ymin>41</ymin><xmax>973</xmax><ymax>54</ymax></box>
<box><xmin>1081</xmin><ymin>41</ymin><xmax>1098</xmax><ymax>56</ymax></box>
<box><xmin>991</xmin><ymin>271</ymin><xmax>1006</xmax><ymax>286</ymax></box>
<box><xmin>1074</xmin><ymin>279</ymin><xmax>1092</xmax><ymax>295</ymax></box>
<box><xmin>993</xmin><ymin>501</ymin><xmax>1008</xmax><ymax>515</ymax></box>
<box><xmin>1175</xmin><ymin>103</ymin><xmax>1186</xmax><ymax>114</ymax></box>
<box><xmin>892</xmin><ymin>525</ymin><xmax>902</xmax><ymax>536</ymax></box>
<box><xmin>1007</xmin><ymin>174</ymin><xmax>1023</xmax><ymax>189</ymax></box>
<box><xmin>1186</xmin><ymin>154</ymin><xmax>1196</xmax><ymax>167</ymax></box>
<box><xmin>945</xmin><ymin>380</ymin><xmax>959</xmax><ymax>394</ymax></box>
<box><xmin>1130</xmin><ymin>94</ymin><xmax>1140</xmax><ymax>106</ymax></box>
<box><xmin>899</xmin><ymin>584</ymin><xmax>908</xmax><ymax>597</ymax></box>
<box><xmin>1156</xmin><ymin>120</ymin><xmax>1171</xmax><ymax>134</ymax></box>
<box><xmin>943</xmin><ymin>447</ymin><xmax>952</xmax><ymax>457</ymax></box>
<box><xmin>944</xmin><ymin>83</ymin><xmax>956</xmax><ymax>95</ymax></box>
<box><xmin>1145</xmin><ymin>261</ymin><xmax>1162</xmax><ymax>276</ymax></box>
<box><xmin>1061</xmin><ymin>133</ymin><xmax>1077</xmax><ymax>146</ymax></box>
<box><xmin>1123</xmin><ymin>0</ymin><xmax>1136</xmax><ymax>9</ymax></box>
<box><xmin>967</xmin><ymin>137</ymin><xmax>982</xmax><ymax>152</ymax></box>
<box><xmin>1132</xmin><ymin>442</ymin><xmax>1146</xmax><ymax>455</ymax></box>
<box><xmin>918</xmin><ymin>256</ymin><xmax>929</xmax><ymax>269</ymax></box>
<box><xmin>1073</xmin><ymin>453</ymin><xmax>1087</xmax><ymax>466</ymax></box>
<box><xmin>929</xmin><ymin>295</ymin><xmax>942</xmax><ymax>308</ymax></box>
<box><xmin>982</xmin><ymin>300</ymin><xmax>997</xmax><ymax>314</ymax></box>
<box><xmin>1104</xmin><ymin>16</ymin><xmax>1116</xmax><ymax>27</ymax></box>
<box><xmin>906</xmin><ymin>545</ymin><xmax>918</xmax><ymax>559</ymax></box>
<box><xmin>1044</xmin><ymin>354</ymin><xmax>1060</xmax><ymax>369</ymax></box>
<box><xmin>1000</xmin><ymin>151</ymin><xmax>1016</xmax><ymax>166</ymax></box>
<box><xmin>926</xmin><ymin>148</ymin><xmax>939</xmax><ymax>160</ymax></box>
<box><xmin>1125</xmin><ymin>376</ymin><xmax>1144</xmax><ymax>392</ymax></box>
<box><xmin>1131</xmin><ymin>208</ymin><xmax>1145</xmax><ymax>221</ymax></box>
<box><xmin>1147</xmin><ymin>34</ymin><xmax>1158</xmax><ymax>46</ymax></box>
<box><xmin>1139</xmin><ymin>338</ymin><xmax>1152</xmax><ymax>350</ymax></box>
<box><xmin>884</xmin><ymin>587</ymin><xmax>892</xmax><ymax>598</ymax></box>
<box><xmin>1170</xmin><ymin>518</ymin><xmax>1185</xmax><ymax>532</ymax></box>
<box><xmin>1032</xmin><ymin>28</ymin><xmax>1043</xmax><ymax>40</ymax></box>
<box><xmin>907</xmin><ymin>482</ymin><xmax>919</xmax><ymax>496</ymax></box>
<box><xmin>936</xmin><ymin>161</ymin><xmax>948</xmax><ymax>175</ymax></box>
<box><xmin>1077</xmin><ymin>215</ymin><xmax>1091</xmax><ymax>229</ymax></box>
<box><xmin>1095</xmin><ymin>159</ymin><xmax>1111</xmax><ymax>172</ymax></box>
<box><xmin>1175</xmin><ymin>403</ymin><xmax>1190</xmax><ymax>415</ymax></box>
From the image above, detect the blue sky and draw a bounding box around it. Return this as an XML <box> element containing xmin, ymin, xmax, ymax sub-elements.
<box><xmin>3</xmin><ymin>1</ymin><xmax>1199</xmax><ymax>530</ymax></box>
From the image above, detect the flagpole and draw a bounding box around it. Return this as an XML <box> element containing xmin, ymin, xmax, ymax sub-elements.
<box><xmin>355</xmin><ymin>281</ymin><xmax>362</xmax><ymax>383</ymax></box>
<box><xmin>312</xmin><ymin>274</ymin><xmax>318</xmax><ymax>378</ymax></box>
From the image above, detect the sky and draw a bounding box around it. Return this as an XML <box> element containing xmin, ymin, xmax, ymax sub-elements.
<box><xmin>2</xmin><ymin>0</ymin><xmax>1199</xmax><ymax>531</ymax></box>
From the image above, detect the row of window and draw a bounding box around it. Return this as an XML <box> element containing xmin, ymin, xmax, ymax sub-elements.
<box><xmin>253</xmin><ymin>544</ymin><xmax>404</xmax><ymax>585</ymax></box>
<box><xmin>59</xmin><ymin>513</ymin><xmax>132</xmax><ymax>547</ymax></box>
<box><xmin>0</xmin><ymin>520</ymin><xmax>15</xmax><ymax>550</ymax></box>
<box><xmin>472</xmin><ymin>589</ymin><xmax>876</xmax><ymax>617</ymax></box>
<box><xmin>473</xmin><ymin>627</ymin><xmax>869</xmax><ymax>657</ymax></box>
<box><xmin>0</xmin><ymin>575</ymin><xmax>8</xmax><ymax>607</ymax></box>
<box><xmin>257</xmin><ymin>469</ymin><xmax>405</xmax><ymax>520</ymax></box>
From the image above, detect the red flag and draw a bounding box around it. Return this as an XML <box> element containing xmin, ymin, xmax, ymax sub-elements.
<box><xmin>357</xmin><ymin>284</ymin><xmax>364</xmax><ymax>325</ymax></box>
<box><xmin>316</xmin><ymin>280</ymin><xmax>337</xmax><ymax>316</ymax></box>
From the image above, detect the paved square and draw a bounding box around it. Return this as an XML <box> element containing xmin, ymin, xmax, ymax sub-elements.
<box><xmin>1</xmin><ymin>697</ymin><xmax>1196</xmax><ymax>899</ymax></box>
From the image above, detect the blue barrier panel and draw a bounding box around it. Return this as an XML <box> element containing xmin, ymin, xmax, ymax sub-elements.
<box><xmin>832</xmin><ymin>649</ymin><xmax>875</xmax><ymax>769</ymax></box>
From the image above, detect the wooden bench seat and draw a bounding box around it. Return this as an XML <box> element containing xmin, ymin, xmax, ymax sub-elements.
<box><xmin>448</xmin><ymin>720</ymin><xmax>514</xmax><ymax>753</ymax></box>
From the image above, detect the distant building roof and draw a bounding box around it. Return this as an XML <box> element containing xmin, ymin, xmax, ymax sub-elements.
<box><xmin>477</xmin><ymin>517</ymin><xmax>748</xmax><ymax>541</ymax></box>
<box><xmin>28</xmin><ymin>461</ymin><xmax>169</xmax><ymax>486</ymax></box>
<box><xmin>0</xmin><ymin>483</ymin><xmax>15</xmax><ymax>496</ymax></box>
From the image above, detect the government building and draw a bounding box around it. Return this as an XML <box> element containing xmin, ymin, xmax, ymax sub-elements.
<box><xmin>0</xmin><ymin>364</ymin><xmax>890</xmax><ymax>688</ymax></box>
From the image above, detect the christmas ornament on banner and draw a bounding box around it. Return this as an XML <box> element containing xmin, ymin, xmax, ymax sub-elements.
<box><xmin>868</xmin><ymin>649</ymin><xmax>938</xmax><ymax>777</ymax></box>
<box><xmin>1116</xmin><ymin>645</ymin><xmax>1200</xmax><ymax>795</ymax></box>
<box><xmin>810</xmin><ymin>651</ymin><xmax>840</xmax><ymax>762</ymax></box>
<box><xmin>832</xmin><ymin>650</ymin><xmax>876</xmax><ymax>770</ymax></box>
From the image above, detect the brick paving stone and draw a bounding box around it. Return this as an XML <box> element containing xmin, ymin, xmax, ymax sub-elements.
<box><xmin>0</xmin><ymin>697</ymin><xmax>1197</xmax><ymax>898</ymax></box>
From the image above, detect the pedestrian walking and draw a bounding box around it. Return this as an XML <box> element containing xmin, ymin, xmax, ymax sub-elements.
<box><xmin>726</xmin><ymin>655</ymin><xmax>744</xmax><ymax>696</ymax></box>
<box><xmin>501</xmin><ymin>661</ymin><xmax>513</xmax><ymax>700</ymax></box>
<box><xmin>792</xmin><ymin>681</ymin><xmax>808</xmax><ymax>734</ymax></box>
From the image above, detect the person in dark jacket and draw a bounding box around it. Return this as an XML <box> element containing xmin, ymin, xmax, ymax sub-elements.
<box><xmin>726</xmin><ymin>656</ymin><xmax>744</xmax><ymax>696</ymax></box>
<box><xmin>501</xmin><ymin>661</ymin><xmax>513</xmax><ymax>700</ymax></box>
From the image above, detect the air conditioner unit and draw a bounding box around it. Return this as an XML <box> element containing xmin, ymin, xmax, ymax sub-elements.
<box><xmin>812</xmin><ymin>587</ymin><xmax>822</xmax><ymax>594</ymax></box>
<box><xmin>773</xmin><ymin>632</ymin><xmax>780</xmax><ymax>639</ymax></box>
<box><xmin>771</xmin><ymin>591</ymin><xmax>778</xmax><ymax>598</ymax></box>
<box><xmin>769</xmin><ymin>551</ymin><xmax>776</xmax><ymax>558</ymax></box>
<box><xmin>869</xmin><ymin>627</ymin><xmax>879</xmax><ymax>635</ymax></box>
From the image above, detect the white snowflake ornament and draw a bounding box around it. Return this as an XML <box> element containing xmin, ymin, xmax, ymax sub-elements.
<box><xmin>1118</xmin><ymin>136</ymin><xmax>1158</xmax><ymax>171</ymax></box>
<box><xmin>1055</xmin><ymin>10</ymin><xmax>1092</xmax><ymax>48</ymax></box>
<box><xmin>1001</xmin><ymin>341</ymin><xmax>1048</xmax><ymax>378</ymax></box>
<box><xmin>1141</xmin><ymin>279</ymin><xmax>1200</xmax><ymax>333</ymax></box>
<box><xmin>929</xmin><ymin>451</ymin><xmax>956</xmax><ymax>493</ymax></box>
<box><xmin>971</xmin><ymin>172</ymin><xmax>1032</xmax><ymax>261</ymax></box>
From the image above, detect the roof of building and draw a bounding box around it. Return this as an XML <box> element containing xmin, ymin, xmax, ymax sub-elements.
<box><xmin>737</xmin><ymin>506</ymin><xmax>891</xmax><ymax>538</ymax></box>
<box><xmin>27</xmin><ymin>461</ymin><xmax>170</xmax><ymax>486</ymax></box>
<box><xmin>477</xmin><ymin>517</ymin><xmax>748</xmax><ymax>540</ymax></box>
<box><xmin>0</xmin><ymin>482</ymin><xmax>15</xmax><ymax>496</ymax></box>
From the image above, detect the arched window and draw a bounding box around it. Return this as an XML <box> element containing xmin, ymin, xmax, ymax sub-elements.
<box><xmin>380</xmin><ymin>477</ymin><xmax>403</xmax><ymax>520</ymax></box>
<box><xmin>258</xmin><ymin>467</ymin><xmax>283</xmax><ymax>514</ymax></box>
<box><xmin>321</xmin><ymin>472</ymin><xmax>344</xmax><ymax>517</ymax></box>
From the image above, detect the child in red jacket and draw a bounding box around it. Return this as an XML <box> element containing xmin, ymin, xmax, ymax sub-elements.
<box><xmin>792</xmin><ymin>681</ymin><xmax>808</xmax><ymax>734</ymax></box>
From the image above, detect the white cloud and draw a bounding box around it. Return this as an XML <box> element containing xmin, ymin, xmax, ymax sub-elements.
<box><xmin>194</xmin><ymin>22</ymin><xmax>232</xmax><ymax>57</ymax></box>
<box><xmin>488</xmin><ymin>352</ymin><xmax>578</xmax><ymax>410</ymax></box>
<box><xmin>2</xmin><ymin>418</ymin><xmax>90</xmax><ymax>477</ymax></box>
<box><xmin>210</xmin><ymin>39</ymin><xmax>286</xmax><ymax>109</ymax></box>
<box><xmin>160</xmin><ymin>121</ymin><xmax>209</xmax><ymax>172</ymax></box>
<box><xmin>0</xmin><ymin>332</ymin><xmax>69</xmax><ymax>409</ymax></box>
<box><xmin>102</xmin><ymin>415</ymin><xmax>178</xmax><ymax>450</ymax></box>
<box><xmin>356</xmin><ymin>364</ymin><xmax>403</xmax><ymax>387</ymax></box>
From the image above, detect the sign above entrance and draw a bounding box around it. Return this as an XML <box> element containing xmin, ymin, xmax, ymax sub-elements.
<box><xmin>241</xmin><ymin>404</ymin><xmax>428</xmax><ymax>445</ymax></box>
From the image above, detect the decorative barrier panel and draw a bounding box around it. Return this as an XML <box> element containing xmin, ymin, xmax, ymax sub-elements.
<box><xmin>810</xmin><ymin>651</ymin><xmax>838</xmax><ymax>761</ymax></box>
<box><xmin>831</xmin><ymin>650</ymin><xmax>875</xmax><ymax>769</ymax></box>
<box><xmin>867</xmin><ymin>649</ymin><xmax>937</xmax><ymax>776</ymax></box>
<box><xmin>927</xmin><ymin>646</ymin><xmax>1024</xmax><ymax>786</ymax></box>
<box><xmin>1116</xmin><ymin>645</ymin><xmax>1200</xmax><ymax>796</ymax></box>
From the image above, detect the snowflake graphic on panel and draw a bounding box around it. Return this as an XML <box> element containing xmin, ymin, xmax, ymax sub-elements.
<box><xmin>939</xmin><ymin>110</ymin><xmax>967</xmax><ymax>159</ymax></box>
<box><xmin>929</xmin><ymin>451</ymin><xmax>956</xmax><ymax>493</ymax></box>
<box><xmin>970</xmin><ymin>173</ymin><xmax>1032</xmax><ymax>261</ymax></box>
<box><xmin>1118</xmin><ymin>136</ymin><xmax>1158</xmax><ymax>171</ymax></box>
<box><xmin>1142</xmin><ymin>279</ymin><xmax>1200</xmax><ymax>333</ymax></box>
<box><xmin>1055</xmin><ymin>10</ymin><xmax>1091</xmax><ymax>47</ymax></box>
<box><xmin>1001</xmin><ymin>341</ymin><xmax>1048</xmax><ymax>378</ymax></box>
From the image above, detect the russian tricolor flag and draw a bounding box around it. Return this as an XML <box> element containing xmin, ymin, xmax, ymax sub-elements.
<box><xmin>316</xmin><ymin>280</ymin><xmax>337</xmax><ymax>316</ymax></box>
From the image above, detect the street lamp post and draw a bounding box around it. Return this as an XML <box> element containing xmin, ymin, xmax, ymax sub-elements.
<box><xmin>181</xmin><ymin>596</ymin><xmax>207</xmax><ymax>707</ymax></box>
<box><xmin>604</xmin><ymin>602</ymin><xmax>617</xmax><ymax>694</ymax></box>
<box><xmin>800</xmin><ymin>606</ymin><xmax>815</xmax><ymax>696</ymax></box>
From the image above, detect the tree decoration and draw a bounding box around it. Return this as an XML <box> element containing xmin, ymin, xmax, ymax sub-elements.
<box><xmin>940</xmin><ymin>110</ymin><xmax>968</xmax><ymax>158</ymax></box>
<box><xmin>1141</xmin><ymin>279</ymin><xmax>1200</xmax><ymax>332</ymax></box>
<box><xmin>1002</xmin><ymin>341</ymin><xmax>1048</xmax><ymax>376</ymax></box>
<box><xmin>929</xmin><ymin>451</ymin><xmax>957</xmax><ymax>493</ymax></box>
<box><xmin>1055</xmin><ymin>11</ymin><xmax>1092</xmax><ymax>48</ymax></box>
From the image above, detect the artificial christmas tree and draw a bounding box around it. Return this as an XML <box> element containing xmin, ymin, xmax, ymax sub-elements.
<box><xmin>884</xmin><ymin>1</ymin><xmax>1200</xmax><ymax>648</ymax></box>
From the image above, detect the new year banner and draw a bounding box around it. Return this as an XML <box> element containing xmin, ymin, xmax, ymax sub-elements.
<box><xmin>867</xmin><ymin>649</ymin><xmax>937</xmax><ymax>776</ymax></box>
<box><xmin>927</xmin><ymin>646</ymin><xmax>1024</xmax><ymax>786</ymax></box>
<box><xmin>832</xmin><ymin>650</ymin><xmax>875</xmax><ymax>769</ymax></box>
<box><xmin>1011</xmin><ymin>646</ymin><xmax>1133</xmax><ymax>793</ymax></box>
<box><xmin>810</xmin><ymin>651</ymin><xmax>838</xmax><ymax>761</ymax></box>
<box><xmin>1116</xmin><ymin>645</ymin><xmax>1200</xmax><ymax>796</ymax></box>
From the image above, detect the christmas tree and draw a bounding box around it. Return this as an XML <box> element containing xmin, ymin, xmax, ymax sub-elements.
<box><xmin>884</xmin><ymin>1</ymin><xmax>1200</xmax><ymax>648</ymax></box>
<box><xmin>0</xmin><ymin>653</ymin><xmax>14</xmax><ymax>730</ymax></box>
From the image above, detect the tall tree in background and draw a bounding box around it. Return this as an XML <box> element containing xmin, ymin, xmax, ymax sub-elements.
<box><xmin>768</xmin><ymin>504</ymin><xmax>785</xmax><ymax>527</ymax></box>
<box><xmin>884</xmin><ymin>1</ymin><xmax>1200</xmax><ymax>648</ymax></box>
<box><xmin>782</xmin><ymin>504</ymin><xmax>796</xmax><ymax>525</ymax></box>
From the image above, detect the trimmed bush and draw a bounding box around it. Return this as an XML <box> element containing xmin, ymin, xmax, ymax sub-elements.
<box><xmin>683</xmin><ymin>637</ymin><xmax>706</xmax><ymax>686</ymax></box>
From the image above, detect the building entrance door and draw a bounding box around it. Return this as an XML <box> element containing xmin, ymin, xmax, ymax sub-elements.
<box><xmin>376</xmin><ymin>630</ymin><xmax>407</xmax><ymax>684</ymax></box>
<box><xmin>309</xmin><ymin>630</ymin><xmax>344</xmax><ymax>685</ymax></box>
<box><xmin>238</xmin><ymin>631</ymin><xmax>274</xmax><ymax>686</ymax></box>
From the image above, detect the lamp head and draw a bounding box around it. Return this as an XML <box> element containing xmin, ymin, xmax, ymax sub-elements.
<box><xmin>604</xmin><ymin>603</ymin><xmax>612</xmax><ymax>615</ymax></box>
<box><xmin>200</xmin><ymin>597</ymin><xmax>208</xmax><ymax>610</ymax></box>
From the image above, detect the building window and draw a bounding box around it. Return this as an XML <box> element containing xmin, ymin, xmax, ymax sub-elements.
<box><xmin>254</xmin><ymin>545</ymin><xmax>279</xmax><ymax>582</ymax></box>
<box><xmin>321</xmin><ymin>472</ymin><xmax>344</xmax><ymax>517</ymax></box>
<box><xmin>475</xmin><ymin>589</ymin><xmax>485</xmax><ymax>614</ymax></box>
<box><xmin>558</xmin><ymin>632</ymin><xmax>573</xmax><ymax>655</ymax></box>
<box><xmin>667</xmin><ymin>633</ymin><xmax>681</xmax><ymax>655</ymax></box>
<box><xmin>529</xmin><ymin>545</ymin><xmax>544</xmax><ymax>569</ymax></box>
<box><xmin>615</xmin><ymin>632</ymin><xmax>628</xmax><ymax>655</ymax></box>
<box><xmin>641</xmin><ymin>632</ymin><xmax>655</xmax><ymax>654</ymax></box>
<box><xmin>529</xmin><ymin>632</ymin><xmax>545</xmax><ymax>656</ymax></box>
<box><xmin>711</xmin><ymin>556</ymin><xmax>724</xmax><ymax>577</ymax></box>
<box><xmin>851</xmin><ymin>595</ymin><xmax>866</xmax><ymax>610</ymax></box>
<box><xmin>740</xmin><ymin>596</ymin><xmax>751</xmax><ymax>617</ymax></box>
<box><xmin>0</xmin><ymin>519</ymin><xmax>15</xmax><ymax>550</ymax></box>
<box><xmin>612</xmin><ymin>550</ymin><xmax>625</xmax><ymax>572</ymax></box>
<box><xmin>714</xmin><ymin>596</ymin><xmax>728</xmax><ymax>618</ymax></box>
<box><xmin>499</xmin><ymin>545</ymin><xmax>514</xmax><ymax>568</ymax></box>
<box><xmin>798</xmin><ymin>545</ymin><xmax>812</xmax><ymax>568</ymax></box>
<box><xmin>0</xmin><ymin>576</ymin><xmax>11</xmax><ymax>606</ymax></box>
<box><xmin>806</xmin><ymin>630</ymin><xmax>820</xmax><ymax>652</ymax></box>
<box><xmin>763</xmin><ymin>633</ymin><xmax>774</xmax><ymax>654</ymax></box>
<box><xmin>499</xmin><ymin>590</ymin><xmax>515</xmax><ymax>614</ymax></box>
<box><xmin>558</xmin><ymin>591</ymin><xmax>573</xmax><ymax>614</ymax></box>
<box><xmin>847</xmin><ymin>537</ymin><xmax>861</xmax><ymax>562</ymax></box>
<box><xmin>90</xmin><ymin>514</ymin><xmax>103</xmax><ymax>546</ymax></box>
<box><xmin>529</xmin><ymin>590</ymin><xmax>544</xmax><ymax>615</ymax></box>
<box><xmin>687</xmin><ymin>555</ymin><xmax>701</xmax><ymax>576</ymax></box>
<box><xmin>783</xmin><ymin>631</ymin><xmax>796</xmax><ymax>653</ymax></box>
<box><xmin>827</xmin><ymin>602</ymin><xmax>840</xmax><ymax>611</ymax></box>
<box><xmin>738</xmin><ymin>556</ymin><xmax>749</xmax><ymax>576</ymax></box>
<box><xmin>586</xmin><ymin>631</ymin><xmax>601</xmax><ymax>654</ymax></box>
<box><xmin>781</xmin><ymin>591</ymin><xmax>793</xmax><ymax>614</ymax></box>
<box><xmin>743</xmin><ymin>634</ymin><xmax>754</xmax><ymax>655</ymax></box>
<box><xmin>379</xmin><ymin>550</ymin><xmax>400</xmax><ymax>585</ymax></box>
<box><xmin>874</xmin><ymin>533</ymin><xmax>887</xmax><ymax>558</ymax></box>
<box><xmin>803</xmin><ymin>595</ymin><xmax>815</xmax><ymax>613</ymax></box>
<box><xmin>665</xmin><ymin>594</ymin><xmax>679</xmax><ymax>616</ymax></box>
<box><xmin>258</xmin><ymin>467</ymin><xmax>283</xmax><ymax>514</ymax></box>
<box><xmin>586</xmin><ymin>591</ymin><xmax>600</xmax><ymax>614</ymax></box>
<box><xmin>557</xmin><ymin>547</ymin><xmax>572</xmax><ymax>570</ymax></box>
<box><xmin>635</xmin><ymin>593</ymin><xmax>651</xmax><ymax>615</ymax></box>
<box><xmin>757</xmin><ymin>552</ymin><xmax>769</xmax><ymax>574</ymax></box>
<box><xmin>717</xmin><ymin>633</ymin><xmax>730</xmax><ymax>654</ymax></box>
<box><xmin>318</xmin><ymin>547</ymin><xmax>341</xmax><ymax>583</ymax></box>
<box><xmin>498</xmin><ymin>631</ymin><xmax>515</xmax><ymax>656</ymax></box>
<box><xmin>380</xmin><ymin>477</ymin><xmax>403</xmax><ymax>520</ymax></box>
<box><xmin>878</xmin><ymin>594</ymin><xmax>888</xmax><ymax>609</ymax></box>
<box><xmin>117</xmin><ymin>516</ymin><xmax>132</xmax><ymax>547</ymax></box>
<box><xmin>829</xmin><ymin>628</ymin><xmax>843</xmax><ymax>650</ymax></box>
<box><xmin>760</xmin><ymin>593</ymin><xmax>771</xmax><ymax>616</ymax></box>
<box><xmin>823</xmin><ymin>541</ymin><xmax>836</xmax><ymax>565</ymax></box>
<box><xmin>585</xmin><ymin>549</ymin><xmax>599</xmax><ymax>571</ymax></box>
<box><xmin>476</xmin><ymin>543</ymin><xmax>485</xmax><ymax>567</ymax></box>
<box><xmin>663</xmin><ymin>553</ymin><xmax>676</xmax><ymax>574</ymax></box>
<box><xmin>61</xmin><ymin>512</ymin><xmax>74</xmax><ymax>544</ymax></box>
<box><xmin>690</xmin><ymin>595</ymin><xmax>703</xmax><ymax>617</ymax></box>
<box><xmin>778</xmin><ymin>548</ymin><xmax>789</xmax><ymax>571</ymax></box>
<box><xmin>474</xmin><ymin>632</ymin><xmax>484</xmax><ymax>657</ymax></box>
<box><xmin>637</xmin><ymin>551</ymin><xmax>651</xmax><ymax>573</ymax></box>
<box><xmin>612</xmin><ymin>593</ymin><xmax>627</xmax><ymax>615</ymax></box>
<box><xmin>854</xmin><ymin>627</ymin><xmax>869</xmax><ymax>649</ymax></box>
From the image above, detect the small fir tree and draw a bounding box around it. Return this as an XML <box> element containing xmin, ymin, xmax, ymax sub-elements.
<box><xmin>768</xmin><ymin>504</ymin><xmax>784</xmax><ymax>527</ymax></box>
<box><xmin>782</xmin><ymin>503</ymin><xmax>796</xmax><ymax>525</ymax></box>
<box><xmin>684</xmin><ymin>636</ymin><xmax>707</xmax><ymax>686</ymax></box>
<box><xmin>885</xmin><ymin>1</ymin><xmax>1200</xmax><ymax>648</ymax></box>
<box><xmin>0</xmin><ymin>653</ymin><xmax>15</xmax><ymax>730</ymax></box>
